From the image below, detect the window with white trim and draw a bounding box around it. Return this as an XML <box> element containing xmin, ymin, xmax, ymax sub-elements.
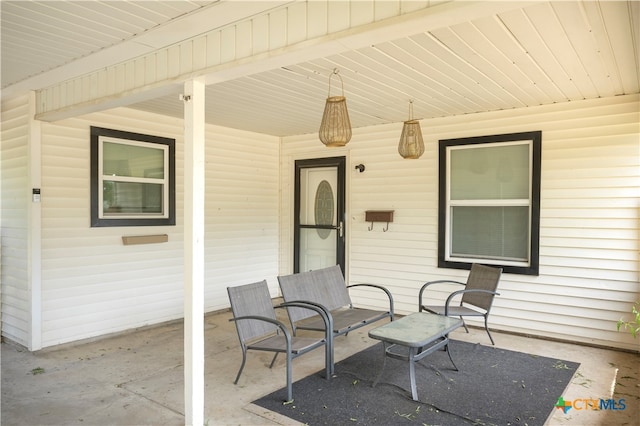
<box><xmin>91</xmin><ymin>127</ymin><xmax>175</xmax><ymax>227</ymax></box>
<box><xmin>438</xmin><ymin>131</ymin><xmax>541</xmax><ymax>275</ymax></box>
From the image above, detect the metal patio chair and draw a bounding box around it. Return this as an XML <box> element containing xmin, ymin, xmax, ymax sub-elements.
<box><xmin>418</xmin><ymin>264</ymin><xmax>502</xmax><ymax>345</ymax></box>
<box><xmin>227</xmin><ymin>280</ymin><xmax>331</xmax><ymax>402</ymax></box>
<box><xmin>278</xmin><ymin>265</ymin><xmax>394</xmax><ymax>374</ymax></box>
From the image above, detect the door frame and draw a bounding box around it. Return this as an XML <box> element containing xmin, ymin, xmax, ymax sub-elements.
<box><xmin>293</xmin><ymin>156</ymin><xmax>346</xmax><ymax>274</ymax></box>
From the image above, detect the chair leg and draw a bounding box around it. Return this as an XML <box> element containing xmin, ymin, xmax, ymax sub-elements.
<box><xmin>269</xmin><ymin>352</ymin><xmax>279</xmax><ymax>368</ymax></box>
<box><xmin>234</xmin><ymin>348</ymin><xmax>247</xmax><ymax>385</ymax></box>
<box><xmin>461</xmin><ymin>317</ymin><xmax>469</xmax><ymax>333</ymax></box>
<box><xmin>484</xmin><ymin>316</ymin><xmax>495</xmax><ymax>345</ymax></box>
<box><xmin>328</xmin><ymin>333</ymin><xmax>335</xmax><ymax>377</ymax></box>
<box><xmin>285</xmin><ymin>351</ymin><xmax>293</xmax><ymax>402</ymax></box>
<box><xmin>324</xmin><ymin>339</ymin><xmax>331</xmax><ymax>380</ymax></box>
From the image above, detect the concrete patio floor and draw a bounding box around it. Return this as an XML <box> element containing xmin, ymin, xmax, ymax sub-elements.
<box><xmin>1</xmin><ymin>306</ymin><xmax>638</xmax><ymax>426</ymax></box>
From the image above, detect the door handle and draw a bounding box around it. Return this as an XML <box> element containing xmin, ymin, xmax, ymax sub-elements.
<box><xmin>338</xmin><ymin>221</ymin><xmax>344</xmax><ymax>238</ymax></box>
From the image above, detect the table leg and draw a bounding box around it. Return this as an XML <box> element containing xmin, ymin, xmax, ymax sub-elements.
<box><xmin>444</xmin><ymin>337</ymin><xmax>459</xmax><ymax>371</ymax></box>
<box><xmin>372</xmin><ymin>342</ymin><xmax>388</xmax><ymax>388</ymax></box>
<box><xmin>409</xmin><ymin>347</ymin><xmax>418</xmax><ymax>401</ymax></box>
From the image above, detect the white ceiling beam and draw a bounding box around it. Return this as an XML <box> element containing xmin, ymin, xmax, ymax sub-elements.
<box><xmin>33</xmin><ymin>1</ymin><xmax>538</xmax><ymax>123</ymax></box>
<box><xmin>2</xmin><ymin>1</ymin><xmax>292</xmax><ymax>100</ymax></box>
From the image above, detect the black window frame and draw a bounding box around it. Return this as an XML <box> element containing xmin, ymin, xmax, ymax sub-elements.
<box><xmin>438</xmin><ymin>131</ymin><xmax>541</xmax><ymax>275</ymax></box>
<box><xmin>90</xmin><ymin>126</ymin><xmax>176</xmax><ymax>227</ymax></box>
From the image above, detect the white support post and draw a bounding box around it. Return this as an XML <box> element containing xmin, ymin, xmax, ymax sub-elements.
<box><xmin>28</xmin><ymin>91</ymin><xmax>43</xmax><ymax>351</ymax></box>
<box><xmin>183</xmin><ymin>78</ymin><xmax>206</xmax><ymax>426</ymax></box>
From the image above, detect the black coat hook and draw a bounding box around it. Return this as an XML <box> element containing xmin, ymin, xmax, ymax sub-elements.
<box><xmin>355</xmin><ymin>164</ymin><xmax>365</xmax><ymax>173</ymax></box>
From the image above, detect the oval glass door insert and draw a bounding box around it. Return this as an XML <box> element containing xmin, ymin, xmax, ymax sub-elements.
<box><xmin>314</xmin><ymin>180</ymin><xmax>334</xmax><ymax>239</ymax></box>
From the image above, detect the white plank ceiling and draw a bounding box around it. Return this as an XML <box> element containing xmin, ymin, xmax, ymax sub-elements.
<box><xmin>2</xmin><ymin>1</ymin><xmax>639</xmax><ymax>137</ymax></box>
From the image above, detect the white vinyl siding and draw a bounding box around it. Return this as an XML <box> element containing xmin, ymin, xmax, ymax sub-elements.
<box><xmin>0</xmin><ymin>94</ymin><xmax>31</xmax><ymax>346</ymax></box>
<box><xmin>38</xmin><ymin>107</ymin><xmax>279</xmax><ymax>347</ymax></box>
<box><xmin>40</xmin><ymin>110</ymin><xmax>184</xmax><ymax>347</ymax></box>
<box><xmin>203</xmin><ymin>124</ymin><xmax>280</xmax><ymax>310</ymax></box>
<box><xmin>280</xmin><ymin>94</ymin><xmax>640</xmax><ymax>351</ymax></box>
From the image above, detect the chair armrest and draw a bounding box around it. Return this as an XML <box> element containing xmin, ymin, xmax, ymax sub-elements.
<box><xmin>276</xmin><ymin>301</ymin><xmax>333</xmax><ymax>341</ymax></box>
<box><xmin>230</xmin><ymin>315</ymin><xmax>293</xmax><ymax>347</ymax></box>
<box><xmin>444</xmin><ymin>289</ymin><xmax>500</xmax><ymax>316</ymax></box>
<box><xmin>418</xmin><ymin>280</ymin><xmax>465</xmax><ymax>311</ymax></box>
<box><xmin>347</xmin><ymin>283</ymin><xmax>395</xmax><ymax>318</ymax></box>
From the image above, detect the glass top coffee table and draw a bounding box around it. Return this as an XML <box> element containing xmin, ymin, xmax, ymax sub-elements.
<box><xmin>368</xmin><ymin>312</ymin><xmax>464</xmax><ymax>401</ymax></box>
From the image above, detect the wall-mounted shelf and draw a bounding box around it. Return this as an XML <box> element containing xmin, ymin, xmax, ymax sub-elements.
<box><xmin>365</xmin><ymin>210</ymin><xmax>394</xmax><ymax>232</ymax></box>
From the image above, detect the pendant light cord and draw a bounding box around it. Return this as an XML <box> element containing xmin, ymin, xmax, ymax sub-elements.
<box><xmin>327</xmin><ymin>68</ymin><xmax>345</xmax><ymax>97</ymax></box>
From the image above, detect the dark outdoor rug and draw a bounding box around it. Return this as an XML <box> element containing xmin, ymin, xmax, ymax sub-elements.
<box><xmin>252</xmin><ymin>340</ymin><xmax>579</xmax><ymax>426</ymax></box>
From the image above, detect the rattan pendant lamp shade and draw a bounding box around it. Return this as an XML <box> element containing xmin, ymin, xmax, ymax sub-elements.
<box><xmin>319</xmin><ymin>69</ymin><xmax>352</xmax><ymax>147</ymax></box>
<box><xmin>398</xmin><ymin>100</ymin><xmax>425</xmax><ymax>159</ymax></box>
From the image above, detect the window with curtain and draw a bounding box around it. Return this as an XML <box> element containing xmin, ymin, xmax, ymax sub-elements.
<box><xmin>438</xmin><ymin>131</ymin><xmax>541</xmax><ymax>275</ymax></box>
<box><xmin>91</xmin><ymin>127</ymin><xmax>175</xmax><ymax>227</ymax></box>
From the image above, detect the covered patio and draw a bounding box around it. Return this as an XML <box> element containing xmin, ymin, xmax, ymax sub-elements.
<box><xmin>2</xmin><ymin>308</ymin><xmax>639</xmax><ymax>425</ymax></box>
<box><xmin>1</xmin><ymin>1</ymin><xmax>639</xmax><ymax>424</ymax></box>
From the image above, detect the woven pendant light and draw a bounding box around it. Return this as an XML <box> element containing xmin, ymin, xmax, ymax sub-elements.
<box><xmin>319</xmin><ymin>69</ymin><xmax>352</xmax><ymax>147</ymax></box>
<box><xmin>398</xmin><ymin>100</ymin><xmax>424</xmax><ymax>159</ymax></box>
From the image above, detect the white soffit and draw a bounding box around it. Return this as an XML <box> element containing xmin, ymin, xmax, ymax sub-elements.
<box><xmin>2</xmin><ymin>1</ymin><xmax>638</xmax><ymax>138</ymax></box>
